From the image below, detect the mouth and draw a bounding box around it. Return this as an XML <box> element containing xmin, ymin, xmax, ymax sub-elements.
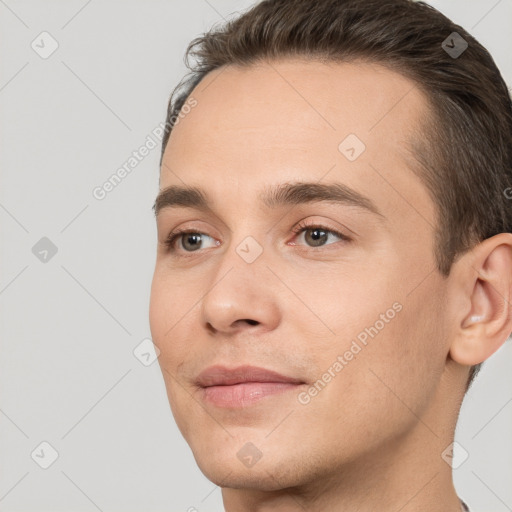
<box><xmin>195</xmin><ymin>364</ymin><xmax>306</xmax><ymax>408</ymax></box>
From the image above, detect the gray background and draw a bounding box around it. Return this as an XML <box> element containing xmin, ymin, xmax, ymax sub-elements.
<box><xmin>0</xmin><ymin>1</ymin><xmax>511</xmax><ymax>511</ymax></box>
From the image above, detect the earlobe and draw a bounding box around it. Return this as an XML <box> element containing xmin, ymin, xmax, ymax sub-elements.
<box><xmin>449</xmin><ymin>233</ymin><xmax>512</xmax><ymax>367</ymax></box>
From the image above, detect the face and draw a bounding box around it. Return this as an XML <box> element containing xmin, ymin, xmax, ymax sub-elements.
<box><xmin>149</xmin><ymin>59</ymin><xmax>453</xmax><ymax>490</ymax></box>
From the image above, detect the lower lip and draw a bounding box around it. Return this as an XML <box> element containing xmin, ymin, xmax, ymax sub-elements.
<box><xmin>201</xmin><ymin>382</ymin><xmax>302</xmax><ymax>408</ymax></box>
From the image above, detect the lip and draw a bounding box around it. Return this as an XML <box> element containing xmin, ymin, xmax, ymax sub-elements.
<box><xmin>196</xmin><ymin>364</ymin><xmax>306</xmax><ymax>408</ymax></box>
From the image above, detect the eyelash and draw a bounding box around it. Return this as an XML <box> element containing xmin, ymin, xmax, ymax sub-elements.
<box><xmin>163</xmin><ymin>219</ymin><xmax>350</xmax><ymax>254</ymax></box>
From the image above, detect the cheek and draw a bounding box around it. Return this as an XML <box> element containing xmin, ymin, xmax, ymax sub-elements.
<box><xmin>149</xmin><ymin>273</ymin><xmax>190</xmax><ymax>369</ymax></box>
<box><xmin>148</xmin><ymin>286</ymin><xmax>162</xmax><ymax>341</ymax></box>
<box><xmin>149</xmin><ymin>280</ymin><xmax>170</xmax><ymax>355</ymax></box>
<box><xmin>289</xmin><ymin>265</ymin><xmax>402</xmax><ymax>358</ymax></box>
<box><xmin>306</xmin><ymin>273</ymin><xmax>443</xmax><ymax>421</ymax></box>
<box><xmin>351</xmin><ymin>290</ymin><xmax>445</xmax><ymax>417</ymax></box>
<box><xmin>149</xmin><ymin>270</ymin><xmax>201</xmax><ymax>435</ymax></box>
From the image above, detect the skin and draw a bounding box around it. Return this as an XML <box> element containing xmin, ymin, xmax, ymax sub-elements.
<box><xmin>149</xmin><ymin>59</ymin><xmax>512</xmax><ymax>511</ymax></box>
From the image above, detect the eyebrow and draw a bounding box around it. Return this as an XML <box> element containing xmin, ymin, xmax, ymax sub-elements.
<box><xmin>152</xmin><ymin>181</ymin><xmax>385</xmax><ymax>220</ymax></box>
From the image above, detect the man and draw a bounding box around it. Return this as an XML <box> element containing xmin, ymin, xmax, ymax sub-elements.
<box><xmin>149</xmin><ymin>0</ymin><xmax>512</xmax><ymax>510</ymax></box>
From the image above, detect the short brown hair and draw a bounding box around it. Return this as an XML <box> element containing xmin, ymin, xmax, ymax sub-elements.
<box><xmin>160</xmin><ymin>0</ymin><xmax>512</xmax><ymax>391</ymax></box>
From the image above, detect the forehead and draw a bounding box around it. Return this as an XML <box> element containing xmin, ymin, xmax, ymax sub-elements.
<box><xmin>160</xmin><ymin>59</ymin><xmax>434</xmax><ymax>228</ymax></box>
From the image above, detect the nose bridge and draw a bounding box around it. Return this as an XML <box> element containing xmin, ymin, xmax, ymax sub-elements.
<box><xmin>217</xmin><ymin>209</ymin><xmax>270</xmax><ymax>273</ymax></box>
<box><xmin>199</xmin><ymin>225</ymin><xmax>279</xmax><ymax>333</ymax></box>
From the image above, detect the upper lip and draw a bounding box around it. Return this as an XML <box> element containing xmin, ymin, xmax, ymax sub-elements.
<box><xmin>196</xmin><ymin>364</ymin><xmax>305</xmax><ymax>387</ymax></box>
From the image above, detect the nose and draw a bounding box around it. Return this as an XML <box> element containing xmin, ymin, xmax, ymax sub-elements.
<box><xmin>200</xmin><ymin>254</ymin><xmax>281</xmax><ymax>336</ymax></box>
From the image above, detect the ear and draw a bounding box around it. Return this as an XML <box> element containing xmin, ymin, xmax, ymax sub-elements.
<box><xmin>449</xmin><ymin>233</ymin><xmax>512</xmax><ymax>366</ymax></box>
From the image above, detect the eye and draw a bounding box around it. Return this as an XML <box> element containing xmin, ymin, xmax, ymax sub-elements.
<box><xmin>164</xmin><ymin>228</ymin><xmax>218</xmax><ymax>253</ymax></box>
<box><xmin>163</xmin><ymin>220</ymin><xmax>350</xmax><ymax>255</ymax></box>
<box><xmin>290</xmin><ymin>219</ymin><xmax>350</xmax><ymax>248</ymax></box>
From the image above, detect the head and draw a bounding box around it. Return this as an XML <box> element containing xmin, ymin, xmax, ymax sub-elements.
<box><xmin>149</xmin><ymin>0</ymin><xmax>512</xmax><ymax>499</ymax></box>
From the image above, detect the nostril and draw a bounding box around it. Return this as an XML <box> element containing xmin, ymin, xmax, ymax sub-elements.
<box><xmin>245</xmin><ymin>319</ymin><xmax>259</xmax><ymax>326</ymax></box>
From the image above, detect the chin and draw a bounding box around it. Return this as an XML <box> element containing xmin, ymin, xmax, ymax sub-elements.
<box><xmin>189</xmin><ymin>435</ymin><xmax>321</xmax><ymax>493</ymax></box>
<box><xmin>195</xmin><ymin>456</ymin><xmax>298</xmax><ymax>492</ymax></box>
